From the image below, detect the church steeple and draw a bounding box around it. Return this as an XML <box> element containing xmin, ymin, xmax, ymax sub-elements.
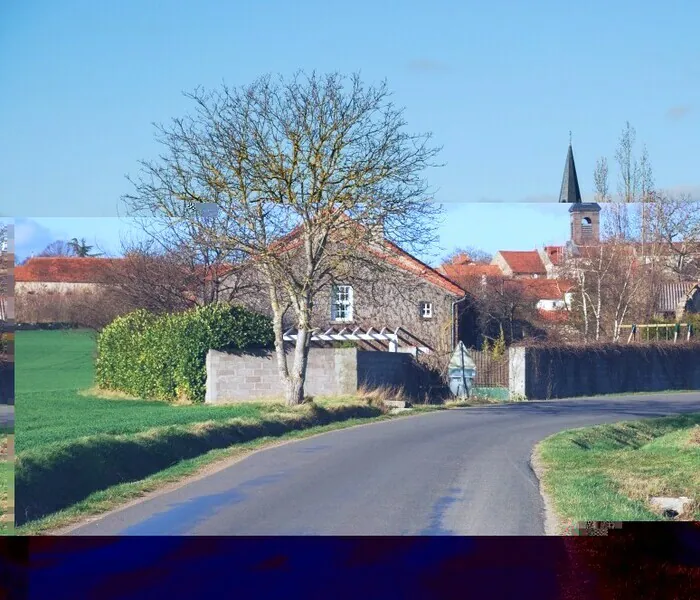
<box><xmin>559</xmin><ymin>136</ymin><xmax>582</xmax><ymax>203</ymax></box>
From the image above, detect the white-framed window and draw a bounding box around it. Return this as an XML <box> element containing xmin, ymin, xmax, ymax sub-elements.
<box><xmin>420</xmin><ymin>301</ymin><xmax>433</xmax><ymax>319</ymax></box>
<box><xmin>331</xmin><ymin>285</ymin><xmax>353</xmax><ymax>321</ymax></box>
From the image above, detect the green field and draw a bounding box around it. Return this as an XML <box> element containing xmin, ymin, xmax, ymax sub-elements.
<box><xmin>17</xmin><ymin>329</ymin><xmax>298</xmax><ymax>452</ymax></box>
<box><xmin>536</xmin><ymin>413</ymin><xmax>700</xmax><ymax>529</ymax></box>
<box><xmin>14</xmin><ymin>329</ymin><xmax>392</xmax><ymax>530</ymax></box>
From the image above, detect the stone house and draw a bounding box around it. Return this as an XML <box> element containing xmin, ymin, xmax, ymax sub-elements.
<box><xmin>15</xmin><ymin>232</ymin><xmax>470</xmax><ymax>355</ymax></box>
<box><xmin>491</xmin><ymin>250</ymin><xmax>547</xmax><ymax>279</ymax></box>
<box><xmin>656</xmin><ymin>282</ymin><xmax>700</xmax><ymax>321</ymax></box>
<box><xmin>232</xmin><ymin>227</ymin><xmax>469</xmax><ymax>355</ymax></box>
<box><xmin>14</xmin><ymin>257</ymin><xmax>121</xmax><ymax>295</ymax></box>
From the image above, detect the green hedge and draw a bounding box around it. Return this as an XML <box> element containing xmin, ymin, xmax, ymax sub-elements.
<box><xmin>96</xmin><ymin>304</ymin><xmax>274</xmax><ymax>403</ymax></box>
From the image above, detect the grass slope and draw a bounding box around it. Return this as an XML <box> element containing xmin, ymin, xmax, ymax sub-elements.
<box><xmin>17</xmin><ymin>330</ymin><xmax>274</xmax><ymax>451</ymax></box>
<box><xmin>14</xmin><ymin>330</ymin><xmax>403</xmax><ymax>528</ymax></box>
<box><xmin>0</xmin><ymin>431</ymin><xmax>12</xmax><ymax>535</ymax></box>
<box><xmin>536</xmin><ymin>413</ymin><xmax>700</xmax><ymax>530</ymax></box>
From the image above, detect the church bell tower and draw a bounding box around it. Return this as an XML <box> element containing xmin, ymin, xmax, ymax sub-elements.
<box><xmin>559</xmin><ymin>135</ymin><xmax>601</xmax><ymax>246</ymax></box>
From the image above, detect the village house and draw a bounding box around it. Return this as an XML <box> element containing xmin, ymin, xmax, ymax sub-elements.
<box><xmin>224</xmin><ymin>220</ymin><xmax>470</xmax><ymax>355</ymax></box>
<box><xmin>491</xmin><ymin>250</ymin><xmax>547</xmax><ymax>279</ymax></box>
<box><xmin>656</xmin><ymin>282</ymin><xmax>700</xmax><ymax>321</ymax></box>
<box><xmin>441</xmin><ymin>142</ymin><xmax>699</xmax><ymax>331</ymax></box>
<box><xmin>14</xmin><ymin>257</ymin><xmax>121</xmax><ymax>295</ymax></box>
<box><xmin>15</xmin><ymin>225</ymin><xmax>471</xmax><ymax>355</ymax></box>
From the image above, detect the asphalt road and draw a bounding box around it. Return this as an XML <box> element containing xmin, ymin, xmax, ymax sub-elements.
<box><xmin>66</xmin><ymin>392</ymin><xmax>700</xmax><ymax>536</ymax></box>
<box><xmin>0</xmin><ymin>405</ymin><xmax>13</xmax><ymax>429</ymax></box>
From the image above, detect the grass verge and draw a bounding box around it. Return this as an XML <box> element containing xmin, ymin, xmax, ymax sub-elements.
<box><xmin>0</xmin><ymin>429</ymin><xmax>13</xmax><ymax>535</ymax></box>
<box><xmin>534</xmin><ymin>413</ymin><xmax>700</xmax><ymax>532</ymax></box>
<box><xmin>17</xmin><ymin>412</ymin><xmax>416</xmax><ymax>535</ymax></box>
<box><xmin>16</xmin><ymin>401</ymin><xmax>390</xmax><ymax>526</ymax></box>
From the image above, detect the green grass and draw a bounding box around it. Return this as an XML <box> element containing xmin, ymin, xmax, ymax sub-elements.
<box><xmin>0</xmin><ymin>427</ymin><xmax>13</xmax><ymax>535</ymax></box>
<box><xmin>15</xmin><ymin>329</ymin><xmax>435</xmax><ymax>529</ymax></box>
<box><xmin>0</xmin><ymin>451</ymin><xmax>13</xmax><ymax>535</ymax></box>
<box><xmin>17</xmin><ymin>329</ymin><xmax>290</xmax><ymax>452</ymax></box>
<box><xmin>536</xmin><ymin>413</ymin><xmax>700</xmax><ymax>531</ymax></box>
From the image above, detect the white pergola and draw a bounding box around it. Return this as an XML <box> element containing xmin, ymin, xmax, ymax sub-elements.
<box><xmin>282</xmin><ymin>325</ymin><xmax>431</xmax><ymax>354</ymax></box>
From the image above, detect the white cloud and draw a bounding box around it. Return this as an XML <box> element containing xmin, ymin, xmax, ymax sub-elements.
<box><xmin>14</xmin><ymin>218</ymin><xmax>63</xmax><ymax>256</ymax></box>
<box><xmin>666</xmin><ymin>105</ymin><xmax>693</xmax><ymax>121</ymax></box>
<box><xmin>407</xmin><ymin>59</ymin><xmax>450</xmax><ymax>73</ymax></box>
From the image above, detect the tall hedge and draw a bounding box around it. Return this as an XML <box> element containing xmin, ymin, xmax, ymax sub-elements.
<box><xmin>96</xmin><ymin>304</ymin><xmax>274</xmax><ymax>403</ymax></box>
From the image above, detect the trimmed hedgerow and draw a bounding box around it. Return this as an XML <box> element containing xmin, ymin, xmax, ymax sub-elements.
<box><xmin>96</xmin><ymin>304</ymin><xmax>274</xmax><ymax>403</ymax></box>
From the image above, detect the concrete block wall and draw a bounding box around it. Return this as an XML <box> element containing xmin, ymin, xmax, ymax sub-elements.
<box><xmin>205</xmin><ymin>347</ymin><xmax>419</xmax><ymax>404</ymax></box>
<box><xmin>356</xmin><ymin>351</ymin><xmax>419</xmax><ymax>397</ymax></box>
<box><xmin>509</xmin><ymin>344</ymin><xmax>700</xmax><ymax>400</ymax></box>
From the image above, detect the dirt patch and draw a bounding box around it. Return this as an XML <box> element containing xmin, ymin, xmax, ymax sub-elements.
<box><xmin>613</xmin><ymin>474</ymin><xmax>673</xmax><ymax>503</ymax></box>
<box><xmin>0</xmin><ymin>436</ymin><xmax>12</xmax><ymax>459</ymax></box>
<box><xmin>529</xmin><ymin>445</ymin><xmax>562</xmax><ymax>535</ymax></box>
<box><xmin>688</xmin><ymin>426</ymin><xmax>700</xmax><ymax>446</ymax></box>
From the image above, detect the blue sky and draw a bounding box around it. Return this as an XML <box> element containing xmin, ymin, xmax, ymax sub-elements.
<box><xmin>2</xmin><ymin>1</ymin><xmax>699</xmax><ymax>257</ymax></box>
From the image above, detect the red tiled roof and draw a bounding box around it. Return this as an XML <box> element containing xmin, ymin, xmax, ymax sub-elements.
<box><xmin>376</xmin><ymin>240</ymin><xmax>466</xmax><ymax>296</ymax></box>
<box><xmin>510</xmin><ymin>279</ymin><xmax>574</xmax><ymax>301</ymax></box>
<box><xmin>15</xmin><ymin>257</ymin><xmax>124</xmax><ymax>283</ymax></box>
<box><xmin>438</xmin><ymin>261</ymin><xmax>503</xmax><ymax>282</ymax></box>
<box><xmin>543</xmin><ymin>246</ymin><xmax>565</xmax><ymax>266</ymax></box>
<box><xmin>266</xmin><ymin>216</ymin><xmax>466</xmax><ymax>297</ymax></box>
<box><xmin>497</xmin><ymin>251</ymin><xmax>547</xmax><ymax>275</ymax></box>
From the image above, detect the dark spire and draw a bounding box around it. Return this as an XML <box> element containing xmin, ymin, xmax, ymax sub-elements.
<box><xmin>558</xmin><ymin>141</ymin><xmax>582</xmax><ymax>203</ymax></box>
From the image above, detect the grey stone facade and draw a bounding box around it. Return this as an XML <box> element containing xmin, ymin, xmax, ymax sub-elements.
<box><xmin>230</xmin><ymin>251</ymin><xmax>465</xmax><ymax>354</ymax></box>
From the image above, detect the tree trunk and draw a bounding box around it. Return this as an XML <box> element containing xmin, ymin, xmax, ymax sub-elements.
<box><xmin>286</xmin><ymin>324</ymin><xmax>311</xmax><ymax>406</ymax></box>
<box><xmin>269</xmin><ymin>288</ymin><xmax>292</xmax><ymax>402</ymax></box>
<box><xmin>595</xmin><ymin>276</ymin><xmax>602</xmax><ymax>341</ymax></box>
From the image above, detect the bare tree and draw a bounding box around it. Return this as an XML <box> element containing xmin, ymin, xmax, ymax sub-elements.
<box><xmin>593</xmin><ymin>157</ymin><xmax>610</xmax><ymax>202</ymax></box>
<box><xmin>38</xmin><ymin>240</ymin><xmax>74</xmax><ymax>257</ymax></box>
<box><xmin>616</xmin><ymin>122</ymin><xmax>640</xmax><ymax>205</ymax></box>
<box><xmin>562</xmin><ymin>240</ymin><xmax>657</xmax><ymax>341</ymax></box>
<box><xmin>637</xmin><ymin>145</ymin><xmax>654</xmax><ymax>246</ymax></box>
<box><xmin>451</xmin><ymin>272</ymin><xmax>541</xmax><ymax>344</ymax></box>
<box><xmin>123</xmin><ymin>72</ymin><xmax>443</xmax><ymax>405</ymax></box>
<box><xmin>442</xmin><ymin>246</ymin><xmax>493</xmax><ymax>264</ymax></box>
<box><xmin>0</xmin><ymin>224</ymin><xmax>10</xmax><ymax>325</ymax></box>
<box><xmin>595</xmin><ymin>122</ymin><xmax>658</xmax><ymax>243</ymax></box>
<box><xmin>101</xmin><ymin>237</ymin><xmax>257</xmax><ymax>314</ymax></box>
<box><xmin>651</xmin><ymin>194</ymin><xmax>700</xmax><ymax>281</ymax></box>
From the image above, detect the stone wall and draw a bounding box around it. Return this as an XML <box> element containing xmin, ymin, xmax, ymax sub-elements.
<box><xmin>356</xmin><ymin>350</ymin><xmax>420</xmax><ymax>395</ymax></box>
<box><xmin>205</xmin><ymin>347</ymin><xmax>424</xmax><ymax>404</ymax></box>
<box><xmin>509</xmin><ymin>343</ymin><xmax>700</xmax><ymax>400</ymax></box>
<box><xmin>0</xmin><ymin>362</ymin><xmax>13</xmax><ymax>405</ymax></box>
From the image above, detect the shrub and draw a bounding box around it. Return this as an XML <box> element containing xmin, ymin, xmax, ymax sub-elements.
<box><xmin>96</xmin><ymin>304</ymin><xmax>274</xmax><ymax>403</ymax></box>
<box><xmin>492</xmin><ymin>326</ymin><xmax>506</xmax><ymax>359</ymax></box>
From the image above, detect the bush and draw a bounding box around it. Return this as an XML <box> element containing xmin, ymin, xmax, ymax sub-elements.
<box><xmin>96</xmin><ymin>304</ymin><xmax>274</xmax><ymax>403</ymax></box>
